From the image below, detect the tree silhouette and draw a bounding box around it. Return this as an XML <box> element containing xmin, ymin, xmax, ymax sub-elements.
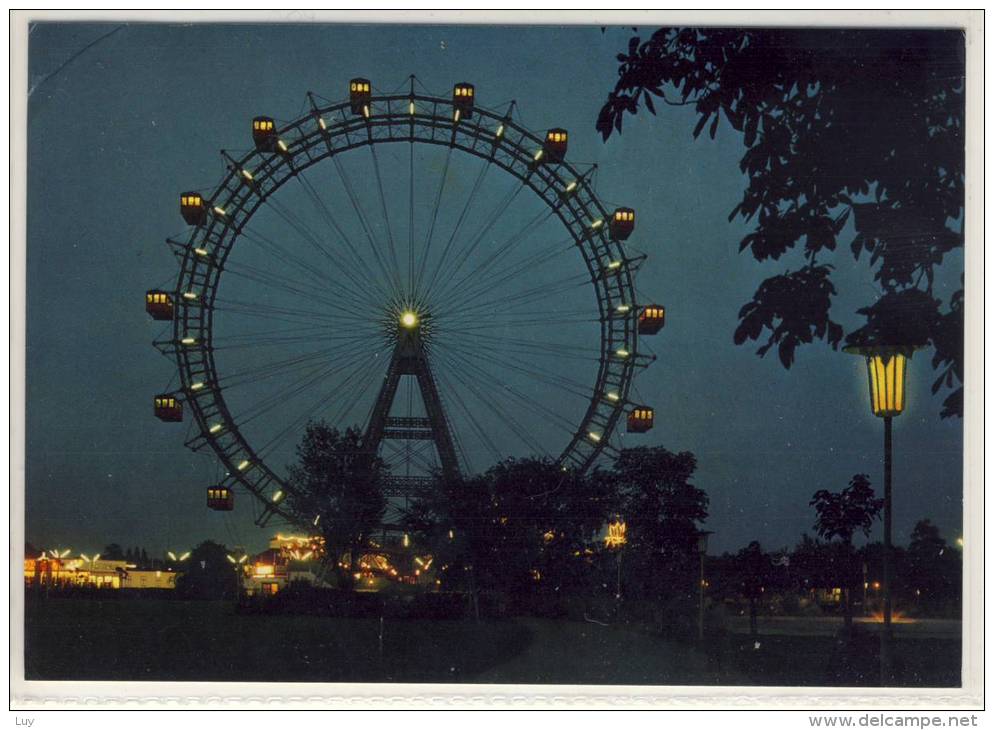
<box><xmin>736</xmin><ymin>541</ymin><xmax>769</xmax><ymax>638</ymax></box>
<box><xmin>101</xmin><ymin>543</ymin><xmax>125</xmax><ymax>561</ymax></box>
<box><xmin>811</xmin><ymin>474</ymin><xmax>883</xmax><ymax>630</ymax></box>
<box><xmin>605</xmin><ymin>446</ymin><xmax>708</xmax><ymax>599</ymax></box>
<box><xmin>412</xmin><ymin>457</ymin><xmax>616</xmax><ymax>604</ymax></box>
<box><xmin>598</xmin><ymin>28</ymin><xmax>964</xmax><ymax>417</ymax></box>
<box><xmin>175</xmin><ymin>540</ymin><xmax>239</xmax><ymax>600</ymax></box>
<box><xmin>284</xmin><ymin>421</ymin><xmax>386</xmax><ymax>589</ymax></box>
<box><xmin>907</xmin><ymin>518</ymin><xmax>960</xmax><ymax>611</ymax></box>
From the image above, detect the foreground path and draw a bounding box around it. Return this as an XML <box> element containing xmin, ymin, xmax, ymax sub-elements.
<box><xmin>468</xmin><ymin>618</ymin><xmax>747</xmax><ymax>685</ymax></box>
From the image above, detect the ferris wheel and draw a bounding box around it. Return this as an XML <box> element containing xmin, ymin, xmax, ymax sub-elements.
<box><xmin>146</xmin><ymin>76</ymin><xmax>665</xmax><ymax>531</ymax></box>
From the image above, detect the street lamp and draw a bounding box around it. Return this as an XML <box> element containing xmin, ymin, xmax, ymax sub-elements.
<box><xmin>696</xmin><ymin>530</ymin><xmax>713</xmax><ymax>641</ymax></box>
<box><xmin>845</xmin><ymin>342</ymin><xmax>915</xmax><ymax>685</ymax></box>
<box><xmin>605</xmin><ymin>518</ymin><xmax>627</xmax><ymax>603</ymax></box>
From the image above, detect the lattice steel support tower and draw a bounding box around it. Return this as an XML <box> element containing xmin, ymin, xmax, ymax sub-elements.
<box><xmin>363</xmin><ymin>312</ymin><xmax>459</xmax><ymax>499</ymax></box>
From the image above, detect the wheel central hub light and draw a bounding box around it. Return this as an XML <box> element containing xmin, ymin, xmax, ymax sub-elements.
<box><xmin>399</xmin><ymin>310</ymin><xmax>419</xmax><ymax>329</ymax></box>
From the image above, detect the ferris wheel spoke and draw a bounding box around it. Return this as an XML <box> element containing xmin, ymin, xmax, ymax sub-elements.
<box><xmin>294</xmin><ymin>171</ymin><xmax>394</xmax><ymax>304</ymax></box>
<box><xmin>331</xmin><ymin>155</ymin><xmax>404</xmax><ymax>302</ymax></box>
<box><xmin>407</xmin><ymin>141</ymin><xmax>415</xmax><ymax>297</ymax></box>
<box><xmin>439</xmin><ymin>238</ymin><xmax>575</xmax><ymax>314</ymax></box>
<box><xmin>223</xmin><ymin>262</ymin><xmax>378</xmax><ymax>321</ymax></box>
<box><xmin>421</xmin><ymin>173</ymin><xmax>525</xmax><ymax>303</ymax></box>
<box><xmin>255</xmin><ymin>347</ymin><xmax>388</xmax><ymax>460</ymax></box>
<box><xmin>440</xmin><ymin>337</ymin><xmax>597</xmax><ymax>398</ymax></box>
<box><xmin>445</xmin><ymin>340</ymin><xmax>603</xmax><ymax>365</ymax></box>
<box><xmin>412</xmin><ymin>145</ymin><xmax>454</xmax><ymax>302</ymax></box>
<box><xmin>218</xmin><ymin>343</ymin><xmax>373</xmax><ymax>392</ymax></box>
<box><xmin>237</xmin><ymin>225</ymin><xmax>360</xmax><ymax>303</ymax></box>
<box><xmin>213</xmin><ymin>298</ymin><xmax>373</xmax><ymax>328</ymax></box>
<box><xmin>223</xmin><ymin>257</ymin><xmax>330</xmax><ymax>301</ymax></box>
<box><xmin>231</xmin><ymin>356</ymin><xmax>376</xmax><ymax>443</ymax></box>
<box><xmin>213</xmin><ymin>331</ymin><xmax>384</xmax><ymax>351</ymax></box>
<box><xmin>217</xmin><ymin>342</ymin><xmax>363</xmax><ymax>384</ymax></box>
<box><xmin>453</xmin><ymin>330</ymin><xmax>603</xmax><ymax>359</ymax></box>
<box><xmin>442</xmin><ymin>347</ymin><xmax>582</xmax><ymax>438</ymax></box>
<box><xmin>439</xmin><ymin>315</ymin><xmax>600</xmax><ymax>333</ymax></box>
<box><xmin>434</xmin><ymin>354</ymin><xmax>543</xmax><ymax>459</ymax></box>
<box><xmin>367</xmin><ymin>145</ymin><xmax>404</xmax><ymax>295</ymax></box>
<box><xmin>256</xmin><ymin>189</ymin><xmax>380</xmax><ymax>303</ymax></box>
<box><xmin>210</xmin><ymin>323</ymin><xmax>370</xmax><ymax>347</ymax></box>
<box><xmin>417</xmin><ymin>154</ymin><xmax>494</xmax><ymax>301</ymax></box>
<box><xmin>435</xmin><ymin>273</ymin><xmax>589</xmax><ymax>321</ymax></box>
<box><xmin>434</xmin><ymin>367</ymin><xmax>502</xmax><ymax>466</ymax></box>
<box><xmin>233</xmin><ymin>358</ymin><xmax>356</xmax><ymax>428</ymax></box>
<box><xmin>434</xmin><ymin>205</ymin><xmax>558</xmax><ymax>306</ymax></box>
<box><xmin>434</xmin><ymin>349</ymin><xmax>553</xmax><ymax>457</ymax></box>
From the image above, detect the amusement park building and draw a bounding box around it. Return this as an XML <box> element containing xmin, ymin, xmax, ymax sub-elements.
<box><xmin>24</xmin><ymin>556</ymin><xmax>178</xmax><ymax>590</ymax></box>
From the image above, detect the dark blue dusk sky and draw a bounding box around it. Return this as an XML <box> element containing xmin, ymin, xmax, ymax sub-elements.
<box><xmin>24</xmin><ymin>22</ymin><xmax>963</xmax><ymax>557</ymax></box>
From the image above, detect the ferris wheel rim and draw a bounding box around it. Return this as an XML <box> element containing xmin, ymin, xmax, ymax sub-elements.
<box><xmin>158</xmin><ymin>86</ymin><xmax>649</xmax><ymax>530</ymax></box>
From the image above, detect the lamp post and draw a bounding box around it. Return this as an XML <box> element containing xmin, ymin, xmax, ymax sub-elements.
<box><xmin>845</xmin><ymin>343</ymin><xmax>913</xmax><ymax>685</ymax></box>
<box><xmin>605</xmin><ymin>518</ymin><xmax>627</xmax><ymax>607</ymax></box>
<box><xmin>696</xmin><ymin>530</ymin><xmax>713</xmax><ymax>641</ymax></box>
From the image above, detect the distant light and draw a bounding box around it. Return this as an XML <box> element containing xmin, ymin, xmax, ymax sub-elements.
<box><xmin>213</xmin><ymin>206</ymin><xmax>226</xmax><ymax>216</ymax></box>
<box><xmin>616</xmin><ymin>304</ymin><xmax>630</xmax><ymax>314</ymax></box>
<box><xmin>403</xmin><ymin>533</ymin><xmax>410</xmax><ymax>548</ymax></box>
<box><xmin>607</xmin><ymin>261</ymin><xmax>622</xmax><ymax>270</ymax></box>
<box><xmin>237</xmin><ymin>460</ymin><xmax>250</xmax><ymax>471</ymax></box>
<box><xmin>588</xmin><ymin>431</ymin><xmax>602</xmax><ymax>442</ymax></box>
<box><xmin>605</xmin><ymin>392</ymin><xmax>620</xmax><ymax>402</ymax></box>
<box><xmin>615</xmin><ymin>348</ymin><xmax>630</xmax><ymax>358</ymax></box>
<box><xmin>956</xmin><ymin>537</ymin><xmax>964</xmax><ymax>548</ymax></box>
<box><xmin>168</xmin><ymin>551</ymin><xmax>177</xmax><ymax>561</ymax></box>
<box><xmin>565</xmin><ymin>181</ymin><xmax>577</xmax><ymax>193</ymax></box>
<box><xmin>495</xmin><ymin>124</ymin><xmax>504</xmax><ymax>138</ymax></box>
<box><xmin>409</xmin><ymin>102</ymin><xmax>415</xmax><ymax>115</ymax></box>
<box><xmin>453</xmin><ymin>109</ymin><xmax>461</xmax><ymax>123</ymax></box>
<box><xmin>277</xmin><ymin>139</ymin><xmax>288</xmax><ymax>153</ymax></box>
<box><xmin>318</xmin><ymin>117</ymin><xmax>327</xmax><ymax>131</ymax></box>
<box><xmin>533</xmin><ymin>149</ymin><xmax>544</xmax><ymax>162</ymax></box>
<box><xmin>190</xmin><ymin>381</ymin><xmax>205</xmax><ymax>391</ymax></box>
<box><xmin>179</xmin><ymin>552</ymin><xmax>190</xmax><ymax>561</ymax></box>
<box><xmin>238</xmin><ymin>555</ymin><xmax>247</xmax><ymax>564</ymax></box>
<box><xmin>400</xmin><ymin>310</ymin><xmax>419</xmax><ymax>329</ymax></box>
<box><xmin>180</xmin><ymin>337</ymin><xmax>197</xmax><ymax>345</ymax></box>
<box><xmin>80</xmin><ymin>553</ymin><xmax>91</xmax><ymax>562</ymax></box>
<box><xmin>227</xmin><ymin>554</ymin><xmax>236</xmax><ymax>564</ymax></box>
<box><xmin>272</xmin><ymin>490</ymin><xmax>283</xmax><ymax>502</ymax></box>
<box><xmin>209</xmin><ymin>423</ymin><xmax>223</xmax><ymax>434</ymax></box>
<box><xmin>313</xmin><ymin>514</ymin><xmax>321</xmax><ymax>526</ymax></box>
<box><xmin>240</xmin><ymin>169</ymin><xmax>254</xmax><ymax>182</ymax></box>
<box><xmin>194</xmin><ymin>247</ymin><xmax>209</xmax><ymax>257</ymax></box>
<box><xmin>182</xmin><ymin>292</ymin><xmax>198</xmax><ymax>301</ymax></box>
<box><xmin>590</xmin><ymin>219</ymin><xmax>604</xmax><ymax>230</ymax></box>
<box><xmin>362</xmin><ymin>105</ymin><xmax>370</xmax><ymax>119</ymax></box>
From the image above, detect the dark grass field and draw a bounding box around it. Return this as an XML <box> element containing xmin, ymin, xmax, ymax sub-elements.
<box><xmin>23</xmin><ymin>597</ymin><xmax>961</xmax><ymax>686</ymax></box>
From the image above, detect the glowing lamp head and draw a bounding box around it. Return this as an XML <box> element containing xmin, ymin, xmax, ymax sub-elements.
<box><xmin>844</xmin><ymin>344</ymin><xmax>914</xmax><ymax>418</ymax></box>
<box><xmin>399</xmin><ymin>311</ymin><xmax>419</xmax><ymax>329</ymax></box>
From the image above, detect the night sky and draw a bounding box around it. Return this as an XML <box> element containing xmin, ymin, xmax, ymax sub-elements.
<box><xmin>24</xmin><ymin>23</ymin><xmax>963</xmax><ymax>557</ymax></box>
